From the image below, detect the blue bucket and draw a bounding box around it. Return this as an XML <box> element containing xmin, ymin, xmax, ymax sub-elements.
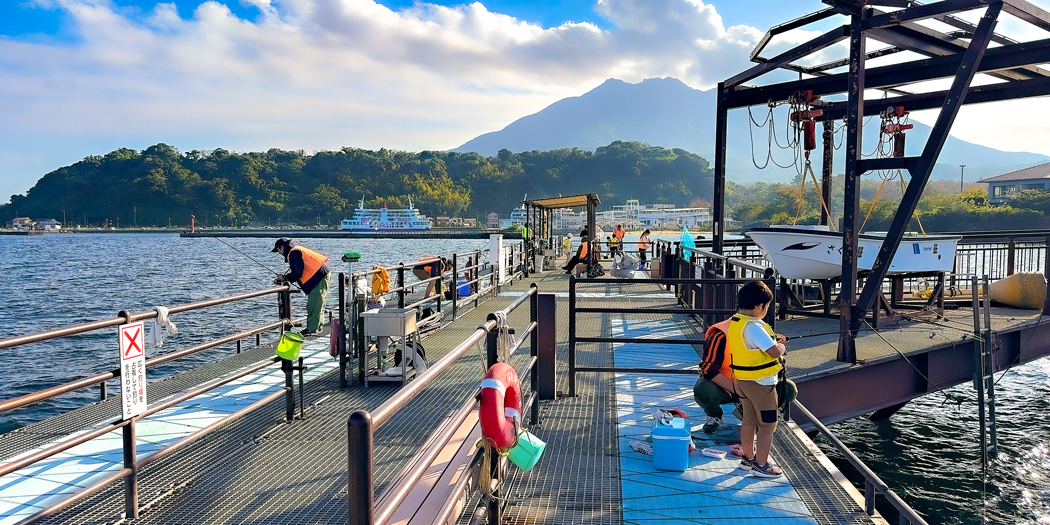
<box><xmin>457</xmin><ymin>279</ymin><xmax>470</xmax><ymax>296</ymax></box>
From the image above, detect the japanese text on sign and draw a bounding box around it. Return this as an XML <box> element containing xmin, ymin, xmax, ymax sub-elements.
<box><xmin>119</xmin><ymin>321</ymin><xmax>147</xmax><ymax>419</ymax></box>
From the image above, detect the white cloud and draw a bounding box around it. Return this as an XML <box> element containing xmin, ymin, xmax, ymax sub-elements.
<box><xmin>0</xmin><ymin>0</ymin><xmax>1048</xmax><ymax>201</ymax></box>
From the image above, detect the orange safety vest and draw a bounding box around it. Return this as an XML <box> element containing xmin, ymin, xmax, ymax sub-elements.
<box><xmin>579</xmin><ymin>241</ymin><xmax>588</xmax><ymax>259</ymax></box>
<box><xmin>290</xmin><ymin>246</ymin><xmax>329</xmax><ymax>284</ymax></box>
<box><xmin>637</xmin><ymin>235</ymin><xmax>651</xmax><ymax>250</ymax></box>
<box><xmin>702</xmin><ymin>319</ymin><xmax>734</xmax><ymax>381</ymax></box>
<box><xmin>614</xmin><ymin>226</ymin><xmax>625</xmax><ymax>240</ymax></box>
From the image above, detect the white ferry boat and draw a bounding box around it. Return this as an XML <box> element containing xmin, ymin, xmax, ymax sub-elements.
<box><xmin>340</xmin><ymin>197</ymin><xmax>432</xmax><ymax>232</ymax></box>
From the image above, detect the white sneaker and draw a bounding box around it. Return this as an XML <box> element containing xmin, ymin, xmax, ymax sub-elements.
<box><xmin>702</xmin><ymin>415</ymin><xmax>723</xmax><ymax>433</ymax></box>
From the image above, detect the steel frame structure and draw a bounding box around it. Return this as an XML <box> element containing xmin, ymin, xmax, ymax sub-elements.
<box><xmin>712</xmin><ymin>0</ymin><xmax>1050</xmax><ymax>362</ymax></box>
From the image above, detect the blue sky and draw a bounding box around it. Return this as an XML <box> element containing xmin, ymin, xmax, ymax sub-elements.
<box><xmin>0</xmin><ymin>0</ymin><xmax>1048</xmax><ymax>203</ymax></box>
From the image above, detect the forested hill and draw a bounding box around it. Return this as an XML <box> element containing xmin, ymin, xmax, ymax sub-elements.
<box><xmin>0</xmin><ymin>142</ymin><xmax>713</xmax><ymax>227</ymax></box>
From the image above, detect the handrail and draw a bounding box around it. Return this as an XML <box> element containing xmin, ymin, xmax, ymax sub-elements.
<box><xmin>791</xmin><ymin>400</ymin><xmax>929</xmax><ymax>525</ymax></box>
<box><xmin>0</xmin><ymin>282</ymin><xmax>309</xmax><ymax>523</ymax></box>
<box><xmin>0</xmin><ymin>287</ymin><xmax>285</xmax><ymax>350</ymax></box>
<box><xmin>348</xmin><ymin>284</ymin><xmax>543</xmax><ymax>525</ymax></box>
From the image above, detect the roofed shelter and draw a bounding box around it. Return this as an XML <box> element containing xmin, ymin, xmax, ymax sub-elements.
<box><xmin>523</xmin><ymin>193</ymin><xmax>601</xmax><ymax>269</ymax></box>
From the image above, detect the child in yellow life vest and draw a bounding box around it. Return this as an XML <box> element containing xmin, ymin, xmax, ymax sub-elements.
<box><xmin>728</xmin><ymin>280</ymin><xmax>787</xmax><ymax>478</ymax></box>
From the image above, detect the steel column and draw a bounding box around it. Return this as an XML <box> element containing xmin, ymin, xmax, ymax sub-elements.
<box><xmin>857</xmin><ymin>3</ymin><xmax>1000</xmax><ymax>316</ymax></box>
<box><xmin>122</xmin><ymin>420</ymin><xmax>138</xmax><ymax>519</ymax></box>
<box><xmin>821</xmin><ymin>120</ymin><xmax>833</xmax><ymax>227</ymax></box>
<box><xmin>347</xmin><ymin>411</ymin><xmax>375</xmax><ymax>525</ymax></box>
<box><xmin>713</xmin><ymin>82</ymin><xmax>728</xmax><ymax>255</ymax></box>
<box><xmin>838</xmin><ymin>9</ymin><xmax>867</xmax><ymax>364</ymax></box>
<box><xmin>537</xmin><ymin>293</ymin><xmax>557</xmax><ymax>400</ymax></box>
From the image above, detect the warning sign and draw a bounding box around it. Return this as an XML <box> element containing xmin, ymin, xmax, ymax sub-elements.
<box><xmin>119</xmin><ymin>321</ymin><xmax>147</xmax><ymax>420</ymax></box>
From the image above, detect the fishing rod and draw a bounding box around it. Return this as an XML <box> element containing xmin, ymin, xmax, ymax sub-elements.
<box><xmin>196</xmin><ymin>231</ymin><xmax>306</xmax><ymax>292</ymax></box>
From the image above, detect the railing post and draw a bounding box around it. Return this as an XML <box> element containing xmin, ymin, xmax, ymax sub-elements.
<box><xmin>347</xmin><ymin>410</ymin><xmax>375</xmax><ymax>525</ymax></box>
<box><xmin>1044</xmin><ymin>235</ymin><xmax>1050</xmax><ymax>316</ymax></box>
<box><xmin>397</xmin><ymin>264</ymin><xmax>406</xmax><ymax>308</ymax></box>
<box><xmin>282</xmin><ymin>358</ymin><xmax>294</xmax><ymax>422</ymax></box>
<box><xmin>1007</xmin><ymin>237</ymin><xmax>1016</xmax><ymax>276</ymax></box>
<box><xmin>452</xmin><ymin>253</ymin><xmax>459</xmax><ymax>321</ymax></box>
<box><xmin>568</xmin><ymin>275</ymin><xmax>577</xmax><ymax>397</ymax></box>
<box><xmin>100</xmin><ymin>380</ymin><xmax>107</xmax><ymax>401</ymax></box>
<box><xmin>356</xmin><ymin>296</ymin><xmax>367</xmax><ymax>386</ymax></box>
<box><xmin>537</xmin><ymin>293</ymin><xmax>557</xmax><ymax>401</ymax></box>
<box><xmin>483</xmin><ymin>312</ymin><xmax>502</xmax><ymax>524</ymax></box>
<box><xmin>529</xmin><ymin>285</ymin><xmax>540</xmax><ymax>424</ymax></box>
<box><xmin>123</xmin><ymin>419</ymin><xmax>139</xmax><ymax>519</ymax></box>
<box><xmin>339</xmin><ymin>273</ymin><xmax>348</xmax><ymax>388</ymax></box>
<box><xmin>864</xmin><ymin>480</ymin><xmax>875</xmax><ymax>515</ymax></box>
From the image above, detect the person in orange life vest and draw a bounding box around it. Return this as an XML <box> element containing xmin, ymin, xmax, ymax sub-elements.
<box><xmin>637</xmin><ymin>229</ymin><xmax>652</xmax><ymax>263</ymax></box>
<box><xmin>729</xmin><ymin>280</ymin><xmax>786</xmax><ymax>478</ymax></box>
<box><xmin>612</xmin><ymin>224</ymin><xmax>625</xmax><ymax>256</ymax></box>
<box><xmin>412</xmin><ymin>256</ymin><xmax>450</xmax><ymax>297</ymax></box>
<box><xmin>693</xmin><ymin>317</ymin><xmax>741</xmax><ymax>434</ymax></box>
<box><xmin>561</xmin><ymin>235</ymin><xmax>589</xmax><ymax>274</ymax></box>
<box><xmin>272</xmin><ymin>238</ymin><xmax>331</xmax><ymax>335</ymax></box>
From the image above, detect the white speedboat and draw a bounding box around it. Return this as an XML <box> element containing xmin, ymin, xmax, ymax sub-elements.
<box><xmin>746</xmin><ymin>225</ymin><xmax>960</xmax><ymax>280</ymax></box>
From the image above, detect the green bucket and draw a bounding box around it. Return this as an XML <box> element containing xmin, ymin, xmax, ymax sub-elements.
<box><xmin>275</xmin><ymin>331</ymin><xmax>305</xmax><ymax>360</ymax></box>
<box><xmin>507</xmin><ymin>430</ymin><xmax>546</xmax><ymax>472</ymax></box>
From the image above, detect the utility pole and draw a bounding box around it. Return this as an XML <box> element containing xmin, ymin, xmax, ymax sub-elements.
<box><xmin>168</xmin><ymin>217</ymin><xmax>171</xmax><ymax>229</ymax></box>
<box><xmin>960</xmin><ymin>164</ymin><xmax>966</xmax><ymax>193</ymax></box>
<box><xmin>62</xmin><ymin>209</ymin><xmax>65</xmax><ymax>228</ymax></box>
<box><xmin>134</xmin><ymin>206</ymin><xmax>137</xmax><ymax>228</ymax></box>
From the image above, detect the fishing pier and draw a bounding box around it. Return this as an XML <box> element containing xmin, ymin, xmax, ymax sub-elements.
<box><xmin>0</xmin><ymin>223</ymin><xmax>1048</xmax><ymax>524</ymax></box>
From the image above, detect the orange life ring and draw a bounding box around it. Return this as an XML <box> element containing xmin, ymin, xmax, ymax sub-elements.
<box><xmin>479</xmin><ymin>362</ymin><xmax>522</xmax><ymax>450</ymax></box>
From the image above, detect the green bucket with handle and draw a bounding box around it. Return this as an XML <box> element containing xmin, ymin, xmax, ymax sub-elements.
<box><xmin>275</xmin><ymin>331</ymin><xmax>305</xmax><ymax>360</ymax></box>
<box><xmin>507</xmin><ymin>430</ymin><xmax>546</xmax><ymax>472</ymax></box>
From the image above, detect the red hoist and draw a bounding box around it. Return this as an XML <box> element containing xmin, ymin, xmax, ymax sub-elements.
<box><xmin>788</xmin><ymin>90</ymin><xmax>823</xmax><ymax>155</ymax></box>
<box><xmin>880</xmin><ymin>105</ymin><xmax>913</xmax><ymax>157</ymax></box>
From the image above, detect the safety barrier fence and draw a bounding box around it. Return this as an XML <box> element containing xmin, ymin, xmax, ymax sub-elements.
<box><xmin>338</xmin><ymin>244</ymin><xmax>530</xmax><ymax>387</ymax></box>
<box><xmin>347</xmin><ymin>285</ymin><xmax>554</xmax><ymax>525</ymax></box>
<box><xmin>565</xmin><ymin>275</ymin><xmax>776</xmax><ymax>397</ymax></box>
<box><xmin>792</xmin><ymin>400</ymin><xmax>929</xmax><ymax>525</ymax></box>
<box><xmin>0</xmin><ymin>285</ymin><xmax>304</xmax><ymax>523</ymax></box>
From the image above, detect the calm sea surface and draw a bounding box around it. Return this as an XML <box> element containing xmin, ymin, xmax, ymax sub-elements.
<box><xmin>0</xmin><ymin>233</ymin><xmax>1046</xmax><ymax>524</ymax></box>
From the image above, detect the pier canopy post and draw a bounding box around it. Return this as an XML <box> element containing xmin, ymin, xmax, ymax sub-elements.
<box><xmin>123</xmin><ymin>419</ymin><xmax>139</xmax><ymax>519</ymax></box>
<box><xmin>713</xmin><ymin>81</ymin><xmax>727</xmax><ymax>256</ymax></box>
<box><xmin>821</xmin><ymin>120</ymin><xmax>833</xmax><ymax>227</ymax></box>
<box><xmin>397</xmin><ymin>264</ymin><xmax>406</xmax><ymax>309</ymax></box>
<box><xmin>347</xmin><ymin>410</ymin><xmax>375</xmax><ymax>525</ymax></box>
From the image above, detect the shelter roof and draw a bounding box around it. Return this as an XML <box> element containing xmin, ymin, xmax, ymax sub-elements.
<box><xmin>524</xmin><ymin>193</ymin><xmax>600</xmax><ymax>209</ymax></box>
<box><xmin>977</xmin><ymin>162</ymin><xmax>1050</xmax><ymax>183</ymax></box>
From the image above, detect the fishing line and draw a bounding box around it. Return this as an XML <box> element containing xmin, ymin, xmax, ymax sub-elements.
<box><xmin>194</xmin><ymin>230</ymin><xmax>306</xmax><ymax>293</ymax></box>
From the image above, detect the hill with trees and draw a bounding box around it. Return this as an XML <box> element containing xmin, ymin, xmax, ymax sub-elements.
<box><xmin>0</xmin><ymin>141</ymin><xmax>713</xmax><ymax>227</ymax></box>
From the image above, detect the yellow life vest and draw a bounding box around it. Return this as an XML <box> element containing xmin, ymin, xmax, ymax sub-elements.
<box><xmin>727</xmin><ymin>314</ymin><xmax>782</xmax><ymax>380</ymax></box>
<box><xmin>371</xmin><ymin>266</ymin><xmax>390</xmax><ymax>295</ymax></box>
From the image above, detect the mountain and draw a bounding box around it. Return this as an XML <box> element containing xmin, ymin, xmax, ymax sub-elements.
<box><xmin>455</xmin><ymin>77</ymin><xmax>1049</xmax><ymax>183</ymax></box>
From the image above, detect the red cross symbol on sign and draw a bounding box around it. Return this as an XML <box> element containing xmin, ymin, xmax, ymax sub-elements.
<box><xmin>121</xmin><ymin>324</ymin><xmax>144</xmax><ymax>360</ymax></box>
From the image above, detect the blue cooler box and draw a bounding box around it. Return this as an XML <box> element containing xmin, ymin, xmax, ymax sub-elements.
<box><xmin>457</xmin><ymin>279</ymin><xmax>470</xmax><ymax>296</ymax></box>
<box><xmin>651</xmin><ymin>426</ymin><xmax>691</xmax><ymax>471</ymax></box>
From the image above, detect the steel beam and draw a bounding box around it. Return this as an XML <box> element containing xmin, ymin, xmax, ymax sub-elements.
<box><xmin>725</xmin><ymin>25</ymin><xmax>849</xmax><ymax>88</ymax></box>
<box><xmin>838</xmin><ymin>10</ymin><xmax>867</xmax><ymax>364</ymax></box>
<box><xmin>863</xmin><ymin>0</ymin><xmax>991</xmax><ymax>31</ymax></box>
<box><xmin>1004</xmin><ymin>0</ymin><xmax>1050</xmax><ymax>32</ymax></box>
<box><xmin>727</xmin><ymin>36</ymin><xmax>1050</xmax><ymax>109</ymax></box>
<box><xmin>857</xmin><ymin>3</ymin><xmax>1001</xmax><ymax>317</ymax></box>
<box><xmin>749</xmin><ymin>7</ymin><xmax>838</xmax><ymax>62</ymax></box>
<box><xmin>821</xmin><ymin>121</ymin><xmax>833</xmax><ymax>227</ymax></box>
<box><xmin>817</xmin><ymin>76</ymin><xmax>1050</xmax><ymax>120</ymax></box>
<box><xmin>713</xmin><ymin>83</ymin><xmax>728</xmax><ymax>255</ymax></box>
<box><xmin>858</xmin><ymin>157</ymin><xmax>918</xmax><ymax>172</ymax></box>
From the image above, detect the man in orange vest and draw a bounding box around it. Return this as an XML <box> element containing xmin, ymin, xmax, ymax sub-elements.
<box><xmin>272</xmin><ymin>238</ymin><xmax>331</xmax><ymax>336</ymax></box>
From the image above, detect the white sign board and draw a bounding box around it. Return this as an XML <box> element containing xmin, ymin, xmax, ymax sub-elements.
<box><xmin>119</xmin><ymin>321</ymin><xmax>147</xmax><ymax>420</ymax></box>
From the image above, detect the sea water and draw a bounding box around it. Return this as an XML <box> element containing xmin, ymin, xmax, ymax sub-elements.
<box><xmin>0</xmin><ymin>232</ymin><xmax>1046</xmax><ymax>524</ymax></box>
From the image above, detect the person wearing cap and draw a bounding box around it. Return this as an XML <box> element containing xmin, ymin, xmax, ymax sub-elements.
<box><xmin>272</xmin><ymin>238</ymin><xmax>331</xmax><ymax>336</ymax></box>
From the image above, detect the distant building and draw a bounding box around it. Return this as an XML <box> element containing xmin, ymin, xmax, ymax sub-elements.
<box><xmin>34</xmin><ymin>219</ymin><xmax>61</xmax><ymax>230</ymax></box>
<box><xmin>463</xmin><ymin>218</ymin><xmax>477</xmax><ymax>228</ymax></box>
<box><xmin>435</xmin><ymin>216</ymin><xmax>451</xmax><ymax>227</ymax></box>
<box><xmin>448</xmin><ymin>217</ymin><xmax>464</xmax><ymax>227</ymax></box>
<box><xmin>978</xmin><ymin>162</ymin><xmax>1050</xmax><ymax>204</ymax></box>
<box><xmin>486</xmin><ymin>212</ymin><xmax>500</xmax><ymax>229</ymax></box>
<box><xmin>9</xmin><ymin>217</ymin><xmax>33</xmax><ymax>229</ymax></box>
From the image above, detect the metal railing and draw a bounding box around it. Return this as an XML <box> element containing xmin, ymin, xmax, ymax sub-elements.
<box><xmin>792</xmin><ymin>400</ymin><xmax>929</xmax><ymax>525</ymax></box>
<box><xmin>566</xmin><ymin>273</ymin><xmax>776</xmax><ymax>397</ymax></box>
<box><xmin>0</xmin><ymin>285</ymin><xmax>304</xmax><ymax>524</ymax></box>
<box><xmin>347</xmin><ymin>285</ymin><xmax>549</xmax><ymax>525</ymax></box>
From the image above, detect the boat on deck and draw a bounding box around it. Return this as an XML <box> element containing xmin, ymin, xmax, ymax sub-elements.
<box><xmin>746</xmin><ymin>225</ymin><xmax>960</xmax><ymax>280</ymax></box>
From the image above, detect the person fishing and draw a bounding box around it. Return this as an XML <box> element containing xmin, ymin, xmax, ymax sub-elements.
<box><xmin>412</xmin><ymin>256</ymin><xmax>450</xmax><ymax>297</ymax></box>
<box><xmin>272</xmin><ymin>238</ymin><xmax>331</xmax><ymax>336</ymax></box>
<box><xmin>561</xmin><ymin>234</ymin><xmax>589</xmax><ymax>274</ymax></box>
